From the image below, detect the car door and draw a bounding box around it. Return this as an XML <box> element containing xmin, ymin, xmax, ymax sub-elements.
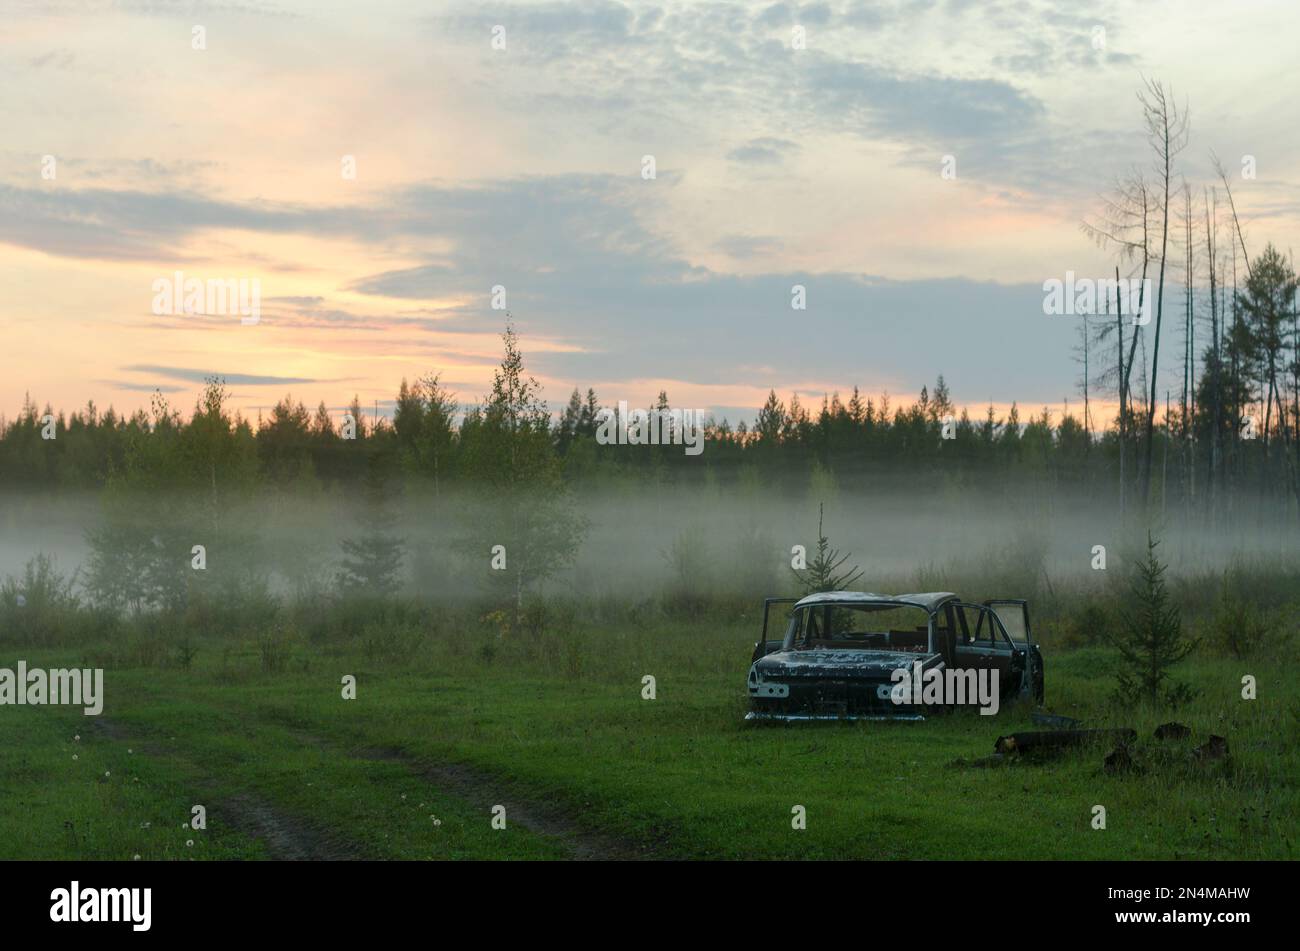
<box><xmin>753</xmin><ymin>597</ymin><xmax>800</xmax><ymax>661</ymax></box>
<box><xmin>952</xmin><ymin>603</ymin><xmax>1008</xmax><ymax>682</ymax></box>
<box><xmin>984</xmin><ymin>600</ymin><xmax>1040</xmax><ymax>700</ymax></box>
<box><xmin>984</xmin><ymin>599</ymin><xmax>1031</xmax><ymax>645</ymax></box>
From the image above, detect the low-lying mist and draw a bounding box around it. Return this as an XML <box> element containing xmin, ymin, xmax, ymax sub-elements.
<box><xmin>2</xmin><ymin>482</ymin><xmax>1297</xmax><ymax>607</ymax></box>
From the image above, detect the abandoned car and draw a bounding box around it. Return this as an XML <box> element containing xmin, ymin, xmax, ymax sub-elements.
<box><xmin>746</xmin><ymin>591</ymin><xmax>1044</xmax><ymax>720</ymax></box>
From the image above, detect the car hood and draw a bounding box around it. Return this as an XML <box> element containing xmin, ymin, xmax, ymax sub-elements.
<box><xmin>754</xmin><ymin>649</ymin><xmax>941</xmax><ymax>680</ymax></box>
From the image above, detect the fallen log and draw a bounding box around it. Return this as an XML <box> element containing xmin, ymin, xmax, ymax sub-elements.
<box><xmin>1032</xmin><ymin>712</ymin><xmax>1083</xmax><ymax>729</ymax></box>
<box><xmin>1193</xmin><ymin>735</ymin><xmax>1228</xmax><ymax>760</ymax></box>
<box><xmin>1104</xmin><ymin>745</ymin><xmax>1137</xmax><ymax>774</ymax></box>
<box><xmin>995</xmin><ymin>728</ymin><xmax>1137</xmax><ymax>756</ymax></box>
<box><xmin>949</xmin><ymin>753</ymin><xmax>1009</xmax><ymax>769</ymax></box>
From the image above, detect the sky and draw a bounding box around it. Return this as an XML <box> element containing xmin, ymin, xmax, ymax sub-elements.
<box><xmin>2</xmin><ymin>0</ymin><xmax>1299</xmax><ymax>428</ymax></box>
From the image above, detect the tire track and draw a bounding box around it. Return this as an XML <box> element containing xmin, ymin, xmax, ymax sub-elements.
<box><xmin>346</xmin><ymin>743</ymin><xmax>652</xmax><ymax>861</ymax></box>
<box><xmin>94</xmin><ymin>714</ymin><xmax>660</xmax><ymax>860</ymax></box>
<box><xmin>91</xmin><ymin>717</ymin><xmax>361</xmax><ymax>860</ymax></box>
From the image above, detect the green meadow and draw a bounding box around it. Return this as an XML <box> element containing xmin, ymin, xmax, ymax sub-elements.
<box><xmin>3</xmin><ymin>615</ymin><xmax>1294</xmax><ymax>861</ymax></box>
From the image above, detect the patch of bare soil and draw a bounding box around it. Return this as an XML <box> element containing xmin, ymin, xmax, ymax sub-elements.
<box><xmin>92</xmin><ymin>715</ymin><xmax>655</xmax><ymax>860</ymax></box>
<box><xmin>91</xmin><ymin>717</ymin><xmax>362</xmax><ymax>861</ymax></box>
<box><xmin>349</xmin><ymin>745</ymin><xmax>652</xmax><ymax>861</ymax></box>
<box><xmin>222</xmin><ymin>793</ymin><xmax>355</xmax><ymax>861</ymax></box>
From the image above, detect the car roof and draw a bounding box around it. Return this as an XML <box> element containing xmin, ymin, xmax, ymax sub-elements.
<box><xmin>792</xmin><ymin>591</ymin><xmax>958</xmax><ymax>613</ymax></box>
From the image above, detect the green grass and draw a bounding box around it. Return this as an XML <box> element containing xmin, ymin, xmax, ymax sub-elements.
<box><xmin>4</xmin><ymin>618</ymin><xmax>1295</xmax><ymax>860</ymax></box>
<box><xmin>0</xmin><ymin>699</ymin><xmax>262</xmax><ymax>860</ymax></box>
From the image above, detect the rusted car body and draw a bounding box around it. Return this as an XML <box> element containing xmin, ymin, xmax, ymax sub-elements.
<box><xmin>746</xmin><ymin>591</ymin><xmax>1044</xmax><ymax>721</ymax></box>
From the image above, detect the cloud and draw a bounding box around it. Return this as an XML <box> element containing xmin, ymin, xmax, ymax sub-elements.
<box><xmin>714</xmin><ymin>234</ymin><xmax>786</xmax><ymax>258</ymax></box>
<box><xmin>328</xmin><ymin>180</ymin><xmax>1085</xmax><ymax>407</ymax></box>
<box><xmin>727</xmin><ymin>137</ymin><xmax>801</xmax><ymax>164</ymax></box>
<box><xmin>28</xmin><ymin>49</ymin><xmax>76</xmax><ymax>70</ymax></box>
<box><xmin>94</xmin><ymin>380</ymin><xmax>187</xmax><ymax>394</ymax></box>
<box><xmin>0</xmin><ymin>184</ymin><xmax>334</xmax><ymax>262</ymax></box>
<box><xmin>0</xmin><ymin>170</ymin><xmax>1106</xmax><ymax>406</ymax></box>
<box><xmin>807</xmin><ymin>60</ymin><xmax>1045</xmax><ymax>143</ymax></box>
<box><xmin>122</xmin><ymin>365</ymin><xmax>328</xmax><ymax>386</ymax></box>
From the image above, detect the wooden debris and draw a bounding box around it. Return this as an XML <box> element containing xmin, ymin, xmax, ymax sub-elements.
<box><xmin>995</xmin><ymin>728</ymin><xmax>1137</xmax><ymax>756</ymax></box>
<box><xmin>1193</xmin><ymin>734</ymin><xmax>1229</xmax><ymax>760</ymax></box>
<box><xmin>1032</xmin><ymin>712</ymin><xmax>1083</xmax><ymax>729</ymax></box>
<box><xmin>1104</xmin><ymin>745</ymin><xmax>1136</xmax><ymax>774</ymax></box>
<box><xmin>950</xmin><ymin>753</ymin><xmax>1009</xmax><ymax>769</ymax></box>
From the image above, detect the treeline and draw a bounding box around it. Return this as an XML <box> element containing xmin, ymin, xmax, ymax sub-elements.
<box><xmin>2</xmin><ymin>359</ymin><xmax>1297</xmax><ymax>524</ymax></box>
<box><xmin>1</xmin><ymin>367</ymin><xmax>1094</xmax><ymax>491</ymax></box>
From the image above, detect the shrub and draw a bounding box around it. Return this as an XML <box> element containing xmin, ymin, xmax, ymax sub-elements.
<box><xmin>257</xmin><ymin>624</ymin><xmax>296</xmax><ymax>673</ymax></box>
<box><xmin>0</xmin><ymin>554</ymin><xmax>81</xmax><ymax>646</ymax></box>
<box><xmin>1210</xmin><ymin>572</ymin><xmax>1276</xmax><ymax>659</ymax></box>
<box><xmin>1062</xmin><ymin>601</ymin><xmax>1113</xmax><ymax>649</ymax></box>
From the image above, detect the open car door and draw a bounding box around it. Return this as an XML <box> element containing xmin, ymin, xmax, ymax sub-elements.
<box><xmin>984</xmin><ymin>599</ymin><xmax>1030</xmax><ymax>644</ymax></box>
<box><xmin>983</xmin><ymin>599</ymin><xmax>1041</xmax><ymax>702</ymax></box>
<box><xmin>753</xmin><ymin>598</ymin><xmax>799</xmax><ymax>662</ymax></box>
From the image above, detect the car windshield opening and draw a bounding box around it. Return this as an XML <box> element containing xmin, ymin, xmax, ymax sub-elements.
<box><xmin>785</xmin><ymin>603</ymin><xmax>933</xmax><ymax>652</ymax></box>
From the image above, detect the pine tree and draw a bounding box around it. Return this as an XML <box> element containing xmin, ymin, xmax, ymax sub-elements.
<box><xmin>312</xmin><ymin>401</ymin><xmax>335</xmax><ymax>439</ymax></box>
<box><xmin>756</xmin><ymin>390</ymin><xmax>786</xmax><ymax>443</ymax></box>
<box><xmin>414</xmin><ymin>373</ymin><xmax>457</xmax><ymax>496</ymax></box>
<box><xmin>930</xmin><ymin>374</ymin><xmax>954</xmax><ymax>425</ymax></box>
<box><xmin>579</xmin><ymin>388</ymin><xmax>600</xmax><ymax>437</ymax></box>
<box><xmin>1110</xmin><ymin>532</ymin><xmax>1197</xmax><ymax>706</ymax></box>
<box><xmin>557</xmin><ymin>387</ymin><xmax>583</xmax><ymax>454</ymax></box>
<box><xmin>336</xmin><ymin>457</ymin><xmax>405</xmax><ymax>596</ymax></box>
<box><xmin>346</xmin><ymin>395</ymin><xmax>367</xmax><ymax>440</ymax></box>
<box><xmin>793</xmin><ymin>503</ymin><xmax>864</xmax><ymax>595</ymax></box>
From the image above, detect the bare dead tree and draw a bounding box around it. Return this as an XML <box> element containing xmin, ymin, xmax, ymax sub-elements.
<box><xmin>1216</xmin><ymin>151</ymin><xmax>1251</xmax><ymax>515</ymax></box>
<box><xmin>1083</xmin><ymin>170</ymin><xmax>1153</xmax><ymax>420</ymax></box>
<box><xmin>1213</xmin><ymin>153</ymin><xmax>1254</xmax><ymax>283</ymax></box>
<box><xmin>1292</xmin><ymin>249</ymin><xmax>1300</xmax><ymax>510</ymax></box>
<box><xmin>1138</xmin><ymin>78</ymin><xmax>1189</xmax><ymax>508</ymax></box>
<box><xmin>1204</xmin><ymin>186</ymin><xmax>1221</xmax><ymax>514</ymax></box>
<box><xmin>1179</xmin><ymin>182</ymin><xmax>1196</xmax><ymax>513</ymax></box>
<box><xmin>1072</xmin><ymin>307</ymin><xmax>1094</xmax><ymax>441</ymax></box>
<box><xmin>1082</xmin><ymin>169</ymin><xmax>1157</xmax><ymax>513</ymax></box>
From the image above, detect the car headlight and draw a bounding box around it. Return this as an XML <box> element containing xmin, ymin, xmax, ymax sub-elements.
<box><xmin>748</xmin><ymin>668</ymin><xmax>789</xmax><ymax>697</ymax></box>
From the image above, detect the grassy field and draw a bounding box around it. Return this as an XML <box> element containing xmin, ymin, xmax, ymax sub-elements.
<box><xmin>3</xmin><ymin>614</ymin><xmax>1295</xmax><ymax>860</ymax></box>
